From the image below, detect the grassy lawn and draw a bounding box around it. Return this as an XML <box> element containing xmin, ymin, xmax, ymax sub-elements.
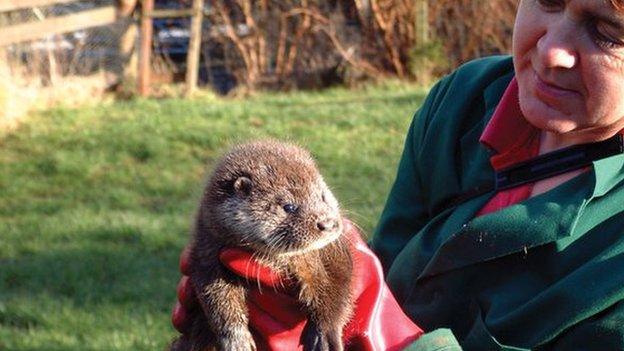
<box><xmin>0</xmin><ymin>82</ymin><xmax>428</xmax><ymax>350</ymax></box>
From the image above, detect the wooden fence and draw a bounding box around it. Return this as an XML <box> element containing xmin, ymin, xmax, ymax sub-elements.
<box><xmin>0</xmin><ymin>0</ymin><xmax>137</xmax><ymax>89</ymax></box>
<box><xmin>0</xmin><ymin>0</ymin><xmax>205</xmax><ymax>97</ymax></box>
<box><xmin>0</xmin><ymin>2</ymin><xmax>118</xmax><ymax>47</ymax></box>
<box><xmin>138</xmin><ymin>0</ymin><xmax>205</xmax><ymax>96</ymax></box>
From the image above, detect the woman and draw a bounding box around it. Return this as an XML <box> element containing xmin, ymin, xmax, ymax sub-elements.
<box><xmin>173</xmin><ymin>0</ymin><xmax>624</xmax><ymax>349</ymax></box>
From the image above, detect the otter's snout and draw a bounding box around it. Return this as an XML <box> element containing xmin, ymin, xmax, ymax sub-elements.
<box><xmin>316</xmin><ymin>218</ymin><xmax>339</xmax><ymax>232</ymax></box>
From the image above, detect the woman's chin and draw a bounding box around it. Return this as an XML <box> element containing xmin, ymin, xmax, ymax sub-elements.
<box><xmin>529</xmin><ymin>118</ymin><xmax>578</xmax><ymax>135</ymax></box>
<box><xmin>520</xmin><ymin>98</ymin><xmax>580</xmax><ymax>134</ymax></box>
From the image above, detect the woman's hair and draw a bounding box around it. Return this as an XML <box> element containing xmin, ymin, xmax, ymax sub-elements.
<box><xmin>610</xmin><ymin>0</ymin><xmax>624</xmax><ymax>10</ymax></box>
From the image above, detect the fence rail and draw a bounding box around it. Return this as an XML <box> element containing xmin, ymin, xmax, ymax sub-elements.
<box><xmin>0</xmin><ymin>6</ymin><xmax>118</xmax><ymax>46</ymax></box>
<box><xmin>0</xmin><ymin>0</ymin><xmax>76</xmax><ymax>13</ymax></box>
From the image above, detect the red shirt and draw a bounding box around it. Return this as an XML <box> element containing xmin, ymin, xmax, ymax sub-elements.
<box><xmin>477</xmin><ymin>78</ymin><xmax>540</xmax><ymax>216</ymax></box>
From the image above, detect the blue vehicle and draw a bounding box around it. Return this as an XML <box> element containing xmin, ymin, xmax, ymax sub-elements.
<box><xmin>152</xmin><ymin>0</ymin><xmax>236</xmax><ymax>94</ymax></box>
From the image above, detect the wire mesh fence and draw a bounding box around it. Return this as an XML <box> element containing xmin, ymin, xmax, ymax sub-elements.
<box><xmin>0</xmin><ymin>1</ymin><xmax>129</xmax><ymax>87</ymax></box>
<box><xmin>0</xmin><ymin>0</ymin><xmax>125</xmax><ymax>127</ymax></box>
<box><xmin>0</xmin><ymin>0</ymin><xmax>135</xmax><ymax>130</ymax></box>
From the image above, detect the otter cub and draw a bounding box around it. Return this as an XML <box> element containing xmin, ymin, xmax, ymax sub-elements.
<box><xmin>172</xmin><ymin>140</ymin><xmax>353</xmax><ymax>351</ymax></box>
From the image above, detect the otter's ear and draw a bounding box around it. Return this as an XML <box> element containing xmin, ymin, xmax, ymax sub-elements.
<box><xmin>233</xmin><ymin>176</ymin><xmax>252</xmax><ymax>196</ymax></box>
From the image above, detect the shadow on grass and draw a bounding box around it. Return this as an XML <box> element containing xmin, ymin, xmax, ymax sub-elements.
<box><xmin>1</xmin><ymin>242</ymin><xmax>181</xmax><ymax>310</ymax></box>
<box><xmin>260</xmin><ymin>92</ymin><xmax>424</xmax><ymax>108</ymax></box>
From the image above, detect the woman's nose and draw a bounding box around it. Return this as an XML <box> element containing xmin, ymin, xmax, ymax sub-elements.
<box><xmin>536</xmin><ymin>23</ymin><xmax>578</xmax><ymax>69</ymax></box>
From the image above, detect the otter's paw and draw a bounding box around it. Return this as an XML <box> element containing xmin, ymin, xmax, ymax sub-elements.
<box><xmin>301</xmin><ymin>321</ymin><xmax>343</xmax><ymax>351</ymax></box>
<box><xmin>217</xmin><ymin>327</ymin><xmax>256</xmax><ymax>351</ymax></box>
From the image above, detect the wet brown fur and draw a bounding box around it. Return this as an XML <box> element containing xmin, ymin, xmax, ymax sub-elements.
<box><xmin>170</xmin><ymin>140</ymin><xmax>353</xmax><ymax>351</ymax></box>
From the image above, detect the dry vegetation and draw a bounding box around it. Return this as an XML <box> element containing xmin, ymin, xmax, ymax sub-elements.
<box><xmin>430</xmin><ymin>0</ymin><xmax>518</xmax><ymax>67</ymax></box>
<box><xmin>208</xmin><ymin>0</ymin><xmax>518</xmax><ymax>88</ymax></box>
<box><xmin>0</xmin><ymin>60</ymin><xmax>114</xmax><ymax>135</ymax></box>
<box><xmin>206</xmin><ymin>0</ymin><xmax>419</xmax><ymax>88</ymax></box>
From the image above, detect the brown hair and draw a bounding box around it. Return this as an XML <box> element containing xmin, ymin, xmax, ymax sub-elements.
<box><xmin>609</xmin><ymin>0</ymin><xmax>624</xmax><ymax>11</ymax></box>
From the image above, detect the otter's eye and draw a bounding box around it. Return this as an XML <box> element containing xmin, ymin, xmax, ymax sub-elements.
<box><xmin>283</xmin><ymin>204</ymin><xmax>298</xmax><ymax>214</ymax></box>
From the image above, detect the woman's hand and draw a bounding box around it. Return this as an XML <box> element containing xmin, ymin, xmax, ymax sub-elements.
<box><xmin>172</xmin><ymin>220</ymin><xmax>424</xmax><ymax>350</ymax></box>
<box><xmin>172</xmin><ymin>245</ymin><xmax>196</xmax><ymax>334</ymax></box>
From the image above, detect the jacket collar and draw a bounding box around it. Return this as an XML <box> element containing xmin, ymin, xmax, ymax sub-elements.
<box><xmin>479</xmin><ymin>77</ymin><xmax>526</xmax><ymax>155</ymax></box>
<box><xmin>592</xmin><ymin>154</ymin><xmax>624</xmax><ymax>198</ymax></box>
<box><xmin>419</xmin><ymin>172</ymin><xmax>593</xmax><ymax>280</ymax></box>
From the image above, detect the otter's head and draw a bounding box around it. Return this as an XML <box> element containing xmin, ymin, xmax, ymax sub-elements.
<box><xmin>204</xmin><ymin>140</ymin><xmax>343</xmax><ymax>256</ymax></box>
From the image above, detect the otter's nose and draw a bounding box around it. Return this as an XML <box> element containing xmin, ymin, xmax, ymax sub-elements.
<box><xmin>316</xmin><ymin>219</ymin><xmax>338</xmax><ymax>232</ymax></box>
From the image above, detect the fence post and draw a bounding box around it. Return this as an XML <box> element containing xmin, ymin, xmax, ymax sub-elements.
<box><xmin>415</xmin><ymin>0</ymin><xmax>429</xmax><ymax>47</ymax></box>
<box><xmin>31</xmin><ymin>7</ymin><xmax>58</xmax><ymax>86</ymax></box>
<box><xmin>138</xmin><ymin>0</ymin><xmax>154</xmax><ymax>96</ymax></box>
<box><xmin>113</xmin><ymin>0</ymin><xmax>137</xmax><ymax>89</ymax></box>
<box><xmin>185</xmin><ymin>0</ymin><xmax>204</xmax><ymax>96</ymax></box>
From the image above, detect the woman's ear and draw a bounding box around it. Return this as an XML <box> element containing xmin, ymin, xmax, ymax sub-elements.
<box><xmin>233</xmin><ymin>176</ymin><xmax>252</xmax><ymax>196</ymax></box>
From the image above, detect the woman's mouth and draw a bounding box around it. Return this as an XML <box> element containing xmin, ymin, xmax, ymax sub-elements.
<box><xmin>533</xmin><ymin>72</ymin><xmax>579</xmax><ymax>108</ymax></box>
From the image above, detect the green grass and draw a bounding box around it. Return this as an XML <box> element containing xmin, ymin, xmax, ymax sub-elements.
<box><xmin>0</xmin><ymin>82</ymin><xmax>428</xmax><ymax>350</ymax></box>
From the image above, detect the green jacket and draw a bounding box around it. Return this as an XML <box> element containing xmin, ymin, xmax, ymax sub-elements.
<box><xmin>372</xmin><ymin>56</ymin><xmax>624</xmax><ymax>350</ymax></box>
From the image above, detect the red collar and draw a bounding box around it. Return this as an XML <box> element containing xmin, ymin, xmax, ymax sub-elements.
<box><xmin>479</xmin><ymin>78</ymin><xmax>540</xmax><ymax>171</ymax></box>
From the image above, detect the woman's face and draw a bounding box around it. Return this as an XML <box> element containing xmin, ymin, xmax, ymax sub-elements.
<box><xmin>513</xmin><ymin>0</ymin><xmax>624</xmax><ymax>143</ymax></box>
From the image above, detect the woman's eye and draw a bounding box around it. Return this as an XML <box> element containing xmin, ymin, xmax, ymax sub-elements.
<box><xmin>589</xmin><ymin>21</ymin><xmax>624</xmax><ymax>49</ymax></box>
<box><xmin>283</xmin><ymin>204</ymin><xmax>298</xmax><ymax>214</ymax></box>
<box><xmin>536</xmin><ymin>0</ymin><xmax>564</xmax><ymax>11</ymax></box>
